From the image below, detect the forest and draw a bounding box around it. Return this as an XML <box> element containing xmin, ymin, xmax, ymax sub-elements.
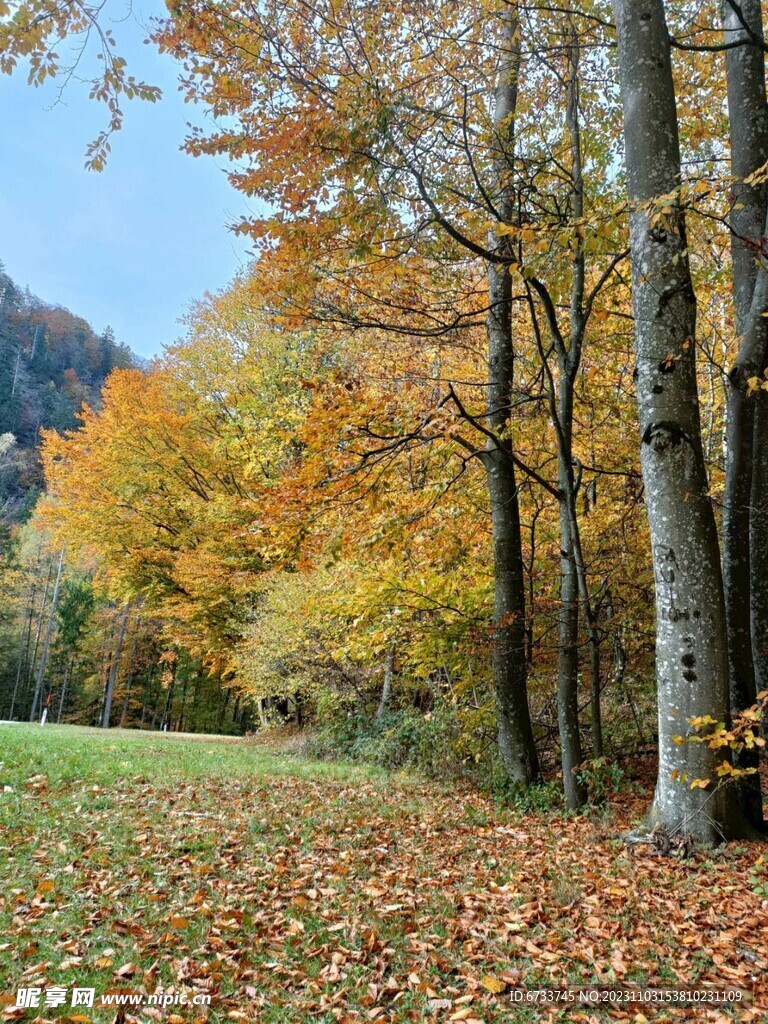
<box><xmin>1</xmin><ymin>1</ymin><xmax>768</xmax><ymax>1017</ymax></box>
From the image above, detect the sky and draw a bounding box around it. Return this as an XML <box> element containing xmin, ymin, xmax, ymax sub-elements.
<box><xmin>0</xmin><ymin>2</ymin><xmax>255</xmax><ymax>360</ymax></box>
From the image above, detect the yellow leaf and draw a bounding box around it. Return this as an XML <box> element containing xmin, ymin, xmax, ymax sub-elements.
<box><xmin>481</xmin><ymin>975</ymin><xmax>506</xmax><ymax>994</ymax></box>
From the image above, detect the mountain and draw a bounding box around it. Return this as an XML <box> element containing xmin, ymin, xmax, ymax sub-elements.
<box><xmin>0</xmin><ymin>262</ymin><xmax>135</xmax><ymax>523</ymax></box>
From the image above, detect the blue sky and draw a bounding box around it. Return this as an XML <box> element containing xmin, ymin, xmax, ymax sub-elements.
<box><xmin>0</xmin><ymin>2</ymin><xmax>254</xmax><ymax>359</ymax></box>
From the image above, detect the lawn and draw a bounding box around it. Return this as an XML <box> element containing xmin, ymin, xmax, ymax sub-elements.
<box><xmin>0</xmin><ymin>726</ymin><xmax>766</xmax><ymax>1023</ymax></box>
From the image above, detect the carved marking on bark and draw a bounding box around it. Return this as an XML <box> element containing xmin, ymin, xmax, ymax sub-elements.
<box><xmin>642</xmin><ymin>422</ymin><xmax>691</xmax><ymax>451</ymax></box>
<box><xmin>654</xmin><ymin>545</ymin><xmax>677</xmax><ymax>583</ymax></box>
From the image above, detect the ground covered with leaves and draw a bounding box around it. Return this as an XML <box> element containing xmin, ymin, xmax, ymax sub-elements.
<box><xmin>0</xmin><ymin>727</ymin><xmax>766</xmax><ymax>1024</ymax></box>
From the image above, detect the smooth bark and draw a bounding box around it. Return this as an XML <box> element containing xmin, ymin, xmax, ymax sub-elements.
<box><xmin>723</xmin><ymin>285</ymin><xmax>768</xmax><ymax>822</ymax></box>
<box><xmin>721</xmin><ymin>0</ymin><xmax>768</xmax><ymax>824</ymax></box>
<box><xmin>557</xmin><ymin>509</ymin><xmax>586</xmax><ymax>807</ymax></box>
<box><xmin>119</xmin><ymin>635</ymin><xmax>140</xmax><ymax>728</ymax></box>
<box><xmin>376</xmin><ymin>645</ymin><xmax>395</xmax><ymax>724</ymax></box>
<box><xmin>161</xmin><ymin>665</ymin><xmax>176</xmax><ymax>731</ymax></box>
<box><xmin>483</xmin><ymin>2</ymin><xmax>539</xmax><ymax>785</ymax></box>
<box><xmin>57</xmin><ymin>655</ymin><xmax>75</xmax><ymax>724</ymax></box>
<box><xmin>752</xmin><ymin>390</ymin><xmax>768</xmax><ymax>710</ymax></box>
<box><xmin>613</xmin><ymin>0</ymin><xmax>744</xmax><ymax>841</ymax></box>
<box><xmin>531</xmin><ymin>22</ymin><xmax>602</xmax><ymax>805</ymax></box>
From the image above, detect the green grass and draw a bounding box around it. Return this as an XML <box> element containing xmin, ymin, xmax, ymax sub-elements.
<box><xmin>0</xmin><ymin>727</ymin><xmax>394</xmax><ymax>1022</ymax></box>
<box><xmin>0</xmin><ymin>725</ymin><xmax>765</xmax><ymax>1024</ymax></box>
<box><xmin>0</xmin><ymin>724</ymin><xmax>383</xmax><ymax>790</ymax></box>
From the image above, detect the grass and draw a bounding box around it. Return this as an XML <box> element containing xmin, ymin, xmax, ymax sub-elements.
<box><xmin>0</xmin><ymin>725</ymin><xmax>766</xmax><ymax>1023</ymax></box>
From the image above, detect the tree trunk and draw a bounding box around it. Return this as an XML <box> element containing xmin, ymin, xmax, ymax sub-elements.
<box><xmin>101</xmin><ymin>604</ymin><xmax>129</xmax><ymax>728</ymax></box>
<box><xmin>589</xmin><ymin>629</ymin><xmax>602</xmax><ymax>757</ymax></box>
<box><xmin>752</xmin><ymin>391</ymin><xmax>768</xmax><ymax>716</ymax></box>
<box><xmin>177</xmin><ymin>671</ymin><xmax>190</xmax><ymax>732</ymax></box>
<box><xmin>721</xmin><ymin>0</ymin><xmax>768</xmax><ymax>822</ymax></box>
<box><xmin>97</xmin><ymin>647</ymin><xmax>112</xmax><ymax>726</ymax></box>
<box><xmin>613</xmin><ymin>0</ymin><xmax>745</xmax><ymax>841</ymax></box>
<box><xmin>119</xmin><ymin>635</ymin><xmax>140</xmax><ymax>729</ymax></box>
<box><xmin>139</xmin><ymin>666</ymin><xmax>155</xmax><ymax>730</ymax></box>
<box><xmin>485</xmin><ymin>447</ymin><xmax>539</xmax><ymax>784</ymax></box>
<box><xmin>557</xmin><ymin>509</ymin><xmax>586</xmax><ymax>808</ymax></box>
<box><xmin>25</xmin><ymin>556</ymin><xmax>54</xmax><ymax>716</ymax></box>
<box><xmin>190</xmin><ymin>670</ymin><xmax>201</xmax><ymax>733</ymax></box>
<box><xmin>376</xmin><ymin>645</ymin><xmax>395</xmax><ymax>724</ymax></box>
<box><xmin>57</xmin><ymin>655</ymin><xmax>75</xmax><ymax>724</ymax></box>
<box><xmin>722</xmin><ymin>0</ymin><xmax>768</xmax><ymax>331</ymax></box>
<box><xmin>556</xmin><ymin>381</ymin><xmax>586</xmax><ymax>808</ymax></box>
<box><xmin>536</xmin><ymin>21</ymin><xmax>596</xmax><ymax>805</ymax></box>
<box><xmin>161</xmin><ymin>665</ymin><xmax>176</xmax><ymax>731</ymax></box>
<box><xmin>8</xmin><ymin>581</ymin><xmax>35</xmax><ymax>720</ymax></box>
<box><xmin>217</xmin><ymin>688</ymin><xmax>230</xmax><ymax>732</ymax></box>
<box><xmin>29</xmin><ymin>547</ymin><xmax>65</xmax><ymax>722</ymax></box>
<box><xmin>483</xmin><ymin>2</ymin><xmax>539</xmax><ymax>786</ymax></box>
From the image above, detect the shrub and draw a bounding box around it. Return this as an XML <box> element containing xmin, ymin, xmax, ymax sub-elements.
<box><xmin>483</xmin><ymin>760</ymin><xmax>565</xmax><ymax>812</ymax></box>
<box><xmin>306</xmin><ymin>707</ymin><xmax>464</xmax><ymax>777</ymax></box>
<box><xmin>575</xmin><ymin>756</ymin><xmax>626</xmax><ymax>806</ymax></box>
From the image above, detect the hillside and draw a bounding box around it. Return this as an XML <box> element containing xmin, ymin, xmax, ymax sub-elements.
<box><xmin>0</xmin><ymin>263</ymin><xmax>135</xmax><ymax>523</ymax></box>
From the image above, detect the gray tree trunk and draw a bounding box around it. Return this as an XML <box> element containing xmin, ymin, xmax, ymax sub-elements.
<box><xmin>533</xmin><ymin>22</ymin><xmax>598</xmax><ymax>805</ymax></box>
<box><xmin>9</xmin><ymin>580</ymin><xmax>35</xmax><ymax>719</ymax></box>
<box><xmin>752</xmin><ymin>391</ymin><xmax>768</xmax><ymax>714</ymax></box>
<box><xmin>189</xmin><ymin>669</ymin><xmax>202</xmax><ymax>733</ymax></box>
<box><xmin>590</xmin><ymin>638</ymin><xmax>602</xmax><ymax>756</ymax></box>
<box><xmin>119</xmin><ymin>635</ymin><xmax>140</xmax><ymax>729</ymax></box>
<box><xmin>101</xmin><ymin>604</ymin><xmax>129</xmax><ymax>728</ymax></box>
<box><xmin>720</xmin><ymin>0</ymin><xmax>768</xmax><ymax>815</ymax></box>
<box><xmin>29</xmin><ymin>548</ymin><xmax>65</xmax><ymax>722</ymax></box>
<box><xmin>613</xmin><ymin>0</ymin><xmax>744</xmax><ymax>841</ymax></box>
<box><xmin>560</xmin><ymin>24</ymin><xmax>591</xmax><ymax>803</ymax></box>
<box><xmin>216</xmin><ymin>687</ymin><xmax>230</xmax><ymax>733</ymax></box>
<box><xmin>557</xmin><ymin>508</ymin><xmax>585</xmax><ymax>808</ymax></box>
<box><xmin>161</xmin><ymin>663</ymin><xmax>177</xmax><ymax>730</ymax></box>
<box><xmin>376</xmin><ymin>645</ymin><xmax>395</xmax><ymax>724</ymax></box>
<box><xmin>721</xmin><ymin>0</ymin><xmax>768</xmax><ymax>824</ymax></box>
<box><xmin>139</xmin><ymin>666</ymin><xmax>156</xmax><ymax>730</ymax></box>
<box><xmin>483</xmin><ymin>2</ymin><xmax>539</xmax><ymax>785</ymax></box>
<box><xmin>25</xmin><ymin>555</ymin><xmax>54</xmax><ymax>715</ymax></box>
<box><xmin>722</xmin><ymin>0</ymin><xmax>768</xmax><ymax>333</ymax></box>
<box><xmin>57</xmin><ymin>655</ymin><xmax>75</xmax><ymax>724</ymax></box>
<box><xmin>555</xmin><ymin>374</ymin><xmax>587</xmax><ymax>807</ymax></box>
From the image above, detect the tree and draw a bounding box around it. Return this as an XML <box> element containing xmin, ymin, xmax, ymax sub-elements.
<box><xmin>0</xmin><ymin>0</ymin><xmax>160</xmax><ymax>168</ymax></box>
<box><xmin>28</xmin><ymin>545</ymin><xmax>64</xmax><ymax>720</ymax></box>
<box><xmin>720</xmin><ymin>0</ymin><xmax>768</xmax><ymax>825</ymax></box>
<box><xmin>612</xmin><ymin>0</ymin><xmax>750</xmax><ymax>841</ymax></box>
<box><xmin>481</xmin><ymin>2</ymin><xmax>539</xmax><ymax>786</ymax></box>
<box><xmin>101</xmin><ymin>603</ymin><xmax>129</xmax><ymax>727</ymax></box>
